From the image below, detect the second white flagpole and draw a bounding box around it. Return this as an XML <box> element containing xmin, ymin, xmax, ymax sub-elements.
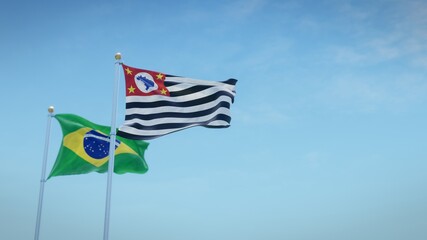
<box><xmin>103</xmin><ymin>53</ymin><xmax>122</xmax><ymax>240</ymax></box>
<box><xmin>34</xmin><ymin>106</ymin><xmax>55</xmax><ymax>240</ymax></box>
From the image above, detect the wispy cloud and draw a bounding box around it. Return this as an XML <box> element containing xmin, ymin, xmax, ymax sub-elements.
<box><xmin>317</xmin><ymin>74</ymin><xmax>427</xmax><ymax>113</ymax></box>
<box><xmin>336</xmin><ymin>1</ymin><xmax>371</xmax><ymax>21</ymax></box>
<box><xmin>234</xmin><ymin>104</ymin><xmax>289</xmax><ymax>125</ymax></box>
<box><xmin>322</xmin><ymin>78</ymin><xmax>387</xmax><ymax>113</ymax></box>
<box><xmin>307</xmin><ymin>1</ymin><xmax>427</xmax><ymax>114</ymax></box>
<box><xmin>329</xmin><ymin>1</ymin><xmax>427</xmax><ymax>66</ymax></box>
<box><xmin>237</xmin><ymin>36</ymin><xmax>293</xmax><ymax>72</ymax></box>
<box><xmin>226</xmin><ymin>0</ymin><xmax>267</xmax><ymax>19</ymax></box>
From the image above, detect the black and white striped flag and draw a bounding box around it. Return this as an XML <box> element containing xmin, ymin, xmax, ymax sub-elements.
<box><xmin>117</xmin><ymin>64</ymin><xmax>237</xmax><ymax>140</ymax></box>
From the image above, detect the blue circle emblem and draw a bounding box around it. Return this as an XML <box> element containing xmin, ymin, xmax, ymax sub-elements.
<box><xmin>83</xmin><ymin>130</ymin><xmax>120</xmax><ymax>159</ymax></box>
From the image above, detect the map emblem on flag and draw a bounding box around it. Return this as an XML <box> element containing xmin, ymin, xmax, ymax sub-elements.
<box><xmin>135</xmin><ymin>72</ymin><xmax>158</xmax><ymax>93</ymax></box>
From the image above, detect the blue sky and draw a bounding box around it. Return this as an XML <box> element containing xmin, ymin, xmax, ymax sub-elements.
<box><xmin>1</xmin><ymin>0</ymin><xmax>427</xmax><ymax>239</ymax></box>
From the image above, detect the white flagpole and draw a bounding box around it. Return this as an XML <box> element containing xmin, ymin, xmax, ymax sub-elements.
<box><xmin>103</xmin><ymin>53</ymin><xmax>122</xmax><ymax>240</ymax></box>
<box><xmin>34</xmin><ymin>106</ymin><xmax>55</xmax><ymax>240</ymax></box>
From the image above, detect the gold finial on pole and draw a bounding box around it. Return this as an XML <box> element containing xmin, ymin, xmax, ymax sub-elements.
<box><xmin>115</xmin><ymin>52</ymin><xmax>122</xmax><ymax>60</ymax></box>
<box><xmin>48</xmin><ymin>106</ymin><xmax>54</xmax><ymax>113</ymax></box>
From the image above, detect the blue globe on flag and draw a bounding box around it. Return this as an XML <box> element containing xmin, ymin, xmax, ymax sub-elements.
<box><xmin>83</xmin><ymin>130</ymin><xmax>120</xmax><ymax>159</ymax></box>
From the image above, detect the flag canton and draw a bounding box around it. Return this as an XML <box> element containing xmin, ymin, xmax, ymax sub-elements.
<box><xmin>122</xmin><ymin>64</ymin><xmax>170</xmax><ymax>96</ymax></box>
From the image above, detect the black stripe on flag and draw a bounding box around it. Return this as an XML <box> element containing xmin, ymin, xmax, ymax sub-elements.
<box><xmin>117</xmin><ymin>114</ymin><xmax>231</xmax><ymax>140</ymax></box>
<box><xmin>169</xmin><ymin>85</ymin><xmax>213</xmax><ymax>97</ymax></box>
<box><xmin>125</xmin><ymin>114</ymin><xmax>231</xmax><ymax>131</ymax></box>
<box><xmin>125</xmin><ymin>101</ymin><xmax>231</xmax><ymax>121</ymax></box>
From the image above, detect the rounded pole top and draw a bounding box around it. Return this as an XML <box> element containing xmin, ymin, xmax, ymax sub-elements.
<box><xmin>48</xmin><ymin>106</ymin><xmax>54</xmax><ymax>113</ymax></box>
<box><xmin>115</xmin><ymin>52</ymin><xmax>122</xmax><ymax>60</ymax></box>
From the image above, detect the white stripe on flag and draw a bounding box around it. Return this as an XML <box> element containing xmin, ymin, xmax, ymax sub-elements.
<box><xmin>123</xmin><ymin>107</ymin><xmax>231</xmax><ymax>126</ymax></box>
<box><xmin>125</xmin><ymin>95</ymin><xmax>232</xmax><ymax>114</ymax></box>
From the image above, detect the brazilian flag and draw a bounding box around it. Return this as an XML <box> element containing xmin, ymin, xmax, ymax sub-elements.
<box><xmin>48</xmin><ymin>114</ymin><xmax>149</xmax><ymax>179</ymax></box>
